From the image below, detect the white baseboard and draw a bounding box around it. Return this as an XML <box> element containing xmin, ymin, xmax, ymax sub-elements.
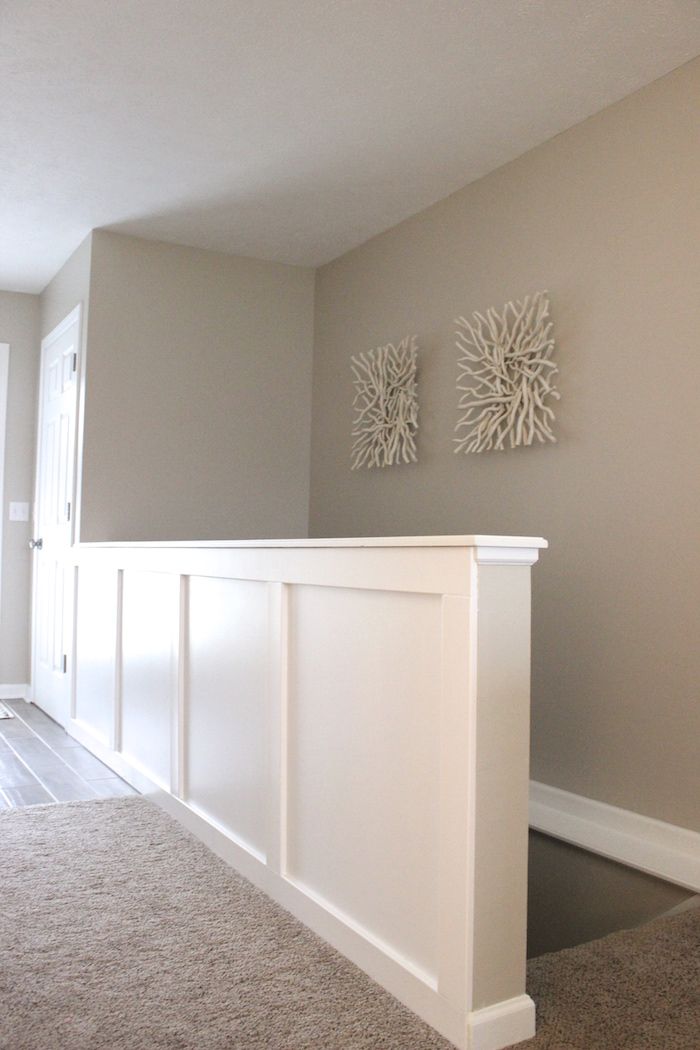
<box><xmin>530</xmin><ymin>780</ymin><xmax>700</xmax><ymax>893</ymax></box>
<box><xmin>468</xmin><ymin>994</ymin><xmax>535</xmax><ymax>1050</ymax></box>
<box><xmin>0</xmin><ymin>683</ymin><xmax>29</xmax><ymax>700</ymax></box>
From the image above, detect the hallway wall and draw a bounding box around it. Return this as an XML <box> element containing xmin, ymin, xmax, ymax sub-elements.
<box><xmin>80</xmin><ymin>231</ymin><xmax>315</xmax><ymax>541</ymax></box>
<box><xmin>39</xmin><ymin>235</ymin><xmax>92</xmax><ymax>344</ymax></box>
<box><xmin>309</xmin><ymin>58</ymin><xmax>700</xmax><ymax>832</ymax></box>
<box><xmin>0</xmin><ymin>291</ymin><xmax>40</xmax><ymax>684</ymax></box>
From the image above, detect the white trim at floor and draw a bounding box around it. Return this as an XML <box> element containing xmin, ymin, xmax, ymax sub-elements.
<box><xmin>0</xmin><ymin>684</ymin><xmax>29</xmax><ymax>700</ymax></box>
<box><xmin>529</xmin><ymin>780</ymin><xmax>700</xmax><ymax>894</ymax></box>
<box><xmin>469</xmin><ymin>996</ymin><xmax>535</xmax><ymax>1050</ymax></box>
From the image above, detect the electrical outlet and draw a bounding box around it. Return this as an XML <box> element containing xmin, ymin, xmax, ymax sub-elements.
<box><xmin>9</xmin><ymin>502</ymin><xmax>30</xmax><ymax>522</ymax></box>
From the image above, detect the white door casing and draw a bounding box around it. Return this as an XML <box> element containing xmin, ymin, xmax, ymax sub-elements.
<box><xmin>31</xmin><ymin>306</ymin><xmax>82</xmax><ymax>725</ymax></box>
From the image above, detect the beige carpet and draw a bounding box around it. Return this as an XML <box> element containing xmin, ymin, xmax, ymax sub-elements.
<box><xmin>2</xmin><ymin>798</ymin><xmax>699</xmax><ymax>1049</ymax></box>
<box><xmin>1</xmin><ymin>797</ymin><xmax>450</xmax><ymax>1049</ymax></box>
<box><xmin>511</xmin><ymin>905</ymin><xmax>700</xmax><ymax>1049</ymax></box>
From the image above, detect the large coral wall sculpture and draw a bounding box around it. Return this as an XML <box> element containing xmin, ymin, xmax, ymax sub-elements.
<box><xmin>351</xmin><ymin>335</ymin><xmax>419</xmax><ymax>469</ymax></box>
<box><xmin>454</xmin><ymin>290</ymin><xmax>559</xmax><ymax>454</ymax></box>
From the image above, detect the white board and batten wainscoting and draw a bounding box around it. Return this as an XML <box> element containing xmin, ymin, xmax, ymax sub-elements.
<box><xmin>55</xmin><ymin>535</ymin><xmax>545</xmax><ymax>1050</ymax></box>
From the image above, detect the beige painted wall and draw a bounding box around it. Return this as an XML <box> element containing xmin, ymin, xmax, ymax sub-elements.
<box><xmin>39</xmin><ymin>235</ymin><xmax>92</xmax><ymax>343</ymax></box>
<box><xmin>527</xmin><ymin>832</ymin><xmax>691</xmax><ymax>958</ymax></box>
<box><xmin>81</xmin><ymin>231</ymin><xmax>315</xmax><ymax>541</ymax></box>
<box><xmin>310</xmin><ymin>58</ymin><xmax>700</xmax><ymax>830</ymax></box>
<box><xmin>0</xmin><ymin>291</ymin><xmax>40</xmax><ymax>683</ymax></box>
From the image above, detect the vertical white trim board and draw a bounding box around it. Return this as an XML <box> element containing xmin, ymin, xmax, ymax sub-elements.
<box><xmin>529</xmin><ymin>780</ymin><xmax>700</xmax><ymax>893</ymax></box>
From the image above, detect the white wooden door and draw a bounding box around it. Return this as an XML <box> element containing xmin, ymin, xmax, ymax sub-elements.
<box><xmin>31</xmin><ymin>307</ymin><xmax>81</xmax><ymax>726</ymax></box>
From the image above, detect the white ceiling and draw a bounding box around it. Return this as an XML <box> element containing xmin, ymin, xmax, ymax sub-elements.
<box><xmin>4</xmin><ymin>1</ymin><xmax>700</xmax><ymax>293</ymax></box>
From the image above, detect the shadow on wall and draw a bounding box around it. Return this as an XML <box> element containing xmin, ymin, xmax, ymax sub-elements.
<box><xmin>527</xmin><ymin>832</ymin><xmax>694</xmax><ymax>958</ymax></box>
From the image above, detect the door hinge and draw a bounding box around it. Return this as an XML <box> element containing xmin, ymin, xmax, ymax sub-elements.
<box><xmin>66</xmin><ymin>502</ymin><xmax>71</xmax><ymax>522</ymax></box>
<box><xmin>72</xmin><ymin>353</ymin><xmax>77</xmax><ymax>373</ymax></box>
<box><xmin>62</xmin><ymin>654</ymin><xmax>68</xmax><ymax>674</ymax></box>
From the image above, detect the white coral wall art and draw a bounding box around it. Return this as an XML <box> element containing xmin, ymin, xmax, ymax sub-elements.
<box><xmin>351</xmin><ymin>336</ymin><xmax>419</xmax><ymax>470</ymax></box>
<box><xmin>454</xmin><ymin>291</ymin><xmax>560</xmax><ymax>454</ymax></box>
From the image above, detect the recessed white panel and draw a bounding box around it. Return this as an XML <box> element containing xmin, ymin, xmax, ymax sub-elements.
<box><xmin>74</xmin><ymin>567</ymin><xmax>118</xmax><ymax>743</ymax></box>
<box><xmin>186</xmin><ymin>576</ymin><xmax>269</xmax><ymax>858</ymax></box>
<box><xmin>121</xmin><ymin>570</ymin><xmax>179</xmax><ymax>786</ymax></box>
<box><xmin>287</xmin><ymin>585</ymin><xmax>441</xmax><ymax>977</ymax></box>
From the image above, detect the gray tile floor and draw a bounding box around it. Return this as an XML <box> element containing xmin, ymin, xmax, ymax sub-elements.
<box><xmin>0</xmin><ymin>700</ymin><xmax>137</xmax><ymax>809</ymax></box>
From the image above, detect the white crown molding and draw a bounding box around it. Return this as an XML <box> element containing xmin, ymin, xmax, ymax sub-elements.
<box><xmin>530</xmin><ymin>780</ymin><xmax>700</xmax><ymax>893</ymax></box>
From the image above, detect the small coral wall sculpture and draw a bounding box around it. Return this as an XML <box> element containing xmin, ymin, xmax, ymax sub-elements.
<box><xmin>454</xmin><ymin>290</ymin><xmax>559</xmax><ymax>454</ymax></box>
<box><xmin>351</xmin><ymin>335</ymin><xmax>419</xmax><ymax>469</ymax></box>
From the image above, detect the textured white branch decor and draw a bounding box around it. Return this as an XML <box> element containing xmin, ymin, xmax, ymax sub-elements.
<box><xmin>455</xmin><ymin>291</ymin><xmax>559</xmax><ymax>454</ymax></box>
<box><xmin>351</xmin><ymin>336</ymin><xmax>419</xmax><ymax>469</ymax></box>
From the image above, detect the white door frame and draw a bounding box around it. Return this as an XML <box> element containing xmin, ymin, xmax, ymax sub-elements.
<box><xmin>30</xmin><ymin>303</ymin><xmax>85</xmax><ymax>707</ymax></box>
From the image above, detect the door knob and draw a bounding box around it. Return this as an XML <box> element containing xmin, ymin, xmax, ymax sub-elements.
<box><xmin>29</xmin><ymin>538</ymin><xmax>43</xmax><ymax>550</ymax></box>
